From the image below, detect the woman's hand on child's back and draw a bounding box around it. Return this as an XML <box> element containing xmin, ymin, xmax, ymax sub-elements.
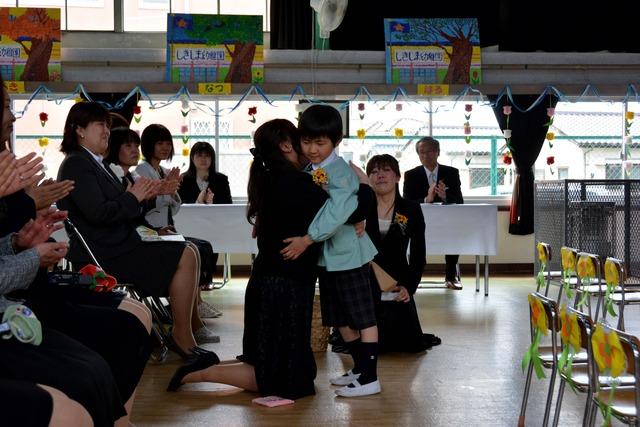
<box><xmin>349</xmin><ymin>161</ymin><xmax>370</xmax><ymax>185</ymax></box>
<box><xmin>281</xmin><ymin>235</ymin><xmax>314</xmax><ymax>260</ymax></box>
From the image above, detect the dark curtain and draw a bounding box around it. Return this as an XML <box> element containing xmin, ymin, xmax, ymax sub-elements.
<box><xmin>489</xmin><ymin>94</ymin><xmax>558</xmax><ymax>235</ymax></box>
<box><xmin>270</xmin><ymin>0</ymin><xmax>313</xmax><ymax>49</ymax></box>
<box><xmin>270</xmin><ymin>0</ymin><xmax>640</xmax><ymax>52</ymax></box>
<box><xmin>86</xmin><ymin>92</ymin><xmax>138</xmax><ymax>126</ymax></box>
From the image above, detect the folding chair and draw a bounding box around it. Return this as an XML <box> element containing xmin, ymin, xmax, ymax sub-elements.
<box><xmin>63</xmin><ymin>218</ymin><xmax>171</xmax><ymax>362</ymax></box>
<box><xmin>606</xmin><ymin>257</ymin><xmax>640</xmax><ymax>331</ymax></box>
<box><xmin>519</xmin><ymin>292</ymin><xmax>577</xmax><ymax>427</ymax></box>
<box><xmin>587</xmin><ymin>323</ymin><xmax>640</xmax><ymax>426</ymax></box>
<box><xmin>551</xmin><ymin>306</ymin><xmax>635</xmax><ymax>426</ymax></box>
<box><xmin>575</xmin><ymin>253</ymin><xmax>607</xmax><ymax>322</ymax></box>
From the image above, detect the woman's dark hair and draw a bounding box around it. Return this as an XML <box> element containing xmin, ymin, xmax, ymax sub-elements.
<box><xmin>60</xmin><ymin>102</ymin><xmax>112</xmax><ymax>154</ymax></box>
<box><xmin>185</xmin><ymin>141</ymin><xmax>216</xmax><ymax>178</ymax></box>
<box><xmin>298</xmin><ymin>104</ymin><xmax>343</xmax><ymax>145</ymax></box>
<box><xmin>246</xmin><ymin>119</ymin><xmax>300</xmax><ymax>227</ymax></box>
<box><xmin>105</xmin><ymin>127</ymin><xmax>140</xmax><ymax>165</ymax></box>
<box><xmin>140</xmin><ymin>123</ymin><xmax>174</xmax><ymax>161</ymax></box>
<box><xmin>366</xmin><ymin>154</ymin><xmax>401</xmax><ymax>178</ymax></box>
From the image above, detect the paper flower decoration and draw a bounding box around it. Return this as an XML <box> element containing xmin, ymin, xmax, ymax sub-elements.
<box><xmin>559</xmin><ymin>305</ymin><xmax>581</xmax><ymax>352</ymax></box>
<box><xmin>39</xmin><ymin>112</ymin><xmax>48</xmax><ymax>127</ymax></box>
<box><xmin>561</xmin><ymin>248</ymin><xmax>576</xmax><ymax>272</ymax></box>
<box><xmin>311</xmin><ymin>168</ymin><xmax>328</xmax><ymax>186</ymax></box>
<box><xmin>248</xmin><ymin>106</ymin><xmax>257</xmax><ymax>123</ymax></box>
<box><xmin>181</xmin><ymin>125</ymin><xmax>189</xmax><ymax>134</ymax></box>
<box><xmin>503</xmin><ymin>105</ymin><xmax>512</xmax><ymax>116</ymax></box>
<box><xmin>394</xmin><ymin>128</ymin><xmax>404</xmax><ymax>138</ymax></box>
<box><xmin>529</xmin><ymin>294</ymin><xmax>548</xmax><ymax>335</ymax></box>
<box><xmin>182</xmin><ymin>147</ymin><xmax>189</xmax><ymax>156</ymax></box>
<box><xmin>395</xmin><ymin>103</ymin><xmax>403</xmax><ymax>112</ymax></box>
<box><xmin>74</xmin><ymin>96</ymin><xmax>84</xmax><ymax>104</ymax></box>
<box><xmin>626</xmin><ymin>111</ymin><xmax>635</xmax><ymax>121</ymax></box>
<box><xmin>78</xmin><ymin>264</ymin><xmax>117</xmax><ymax>292</ymax></box>
<box><xmin>465</xmin><ymin>104</ymin><xmax>473</xmax><ymax>112</ymax></box>
<box><xmin>546</xmin><ymin>156</ymin><xmax>555</xmax><ymax>165</ymax></box>
<box><xmin>576</xmin><ymin>255</ymin><xmax>596</xmax><ymax>279</ymax></box>
<box><xmin>503</xmin><ymin>153</ymin><xmax>512</xmax><ymax>165</ymax></box>
<box><xmin>463</xmin><ymin>123</ymin><xmax>471</xmax><ymax>135</ymax></box>
<box><xmin>604</xmin><ymin>259</ymin><xmax>620</xmax><ymax>286</ymax></box>
<box><xmin>181</xmin><ymin>99</ymin><xmax>190</xmax><ymax>111</ymax></box>
<box><xmin>357</xmin><ymin>128</ymin><xmax>366</xmax><ymax>139</ymax></box>
<box><xmin>547</xmin><ymin>107</ymin><xmax>555</xmax><ymax>117</ymax></box>
<box><xmin>357</xmin><ymin>103</ymin><xmax>365</xmax><ymax>111</ymax></box>
<box><xmin>592</xmin><ymin>324</ymin><xmax>626</xmax><ymax>378</ymax></box>
<box><xmin>133</xmin><ymin>105</ymin><xmax>142</xmax><ymax>123</ymax></box>
<box><xmin>536</xmin><ymin>242</ymin><xmax>548</xmax><ymax>264</ymax></box>
<box><xmin>546</xmin><ymin>132</ymin><xmax>555</xmax><ymax>141</ymax></box>
<box><xmin>38</xmin><ymin>137</ymin><xmax>49</xmax><ymax>148</ymax></box>
<box><xmin>464</xmin><ymin>150</ymin><xmax>472</xmax><ymax>166</ymax></box>
<box><xmin>503</xmin><ymin>129</ymin><xmax>512</xmax><ymax>139</ymax></box>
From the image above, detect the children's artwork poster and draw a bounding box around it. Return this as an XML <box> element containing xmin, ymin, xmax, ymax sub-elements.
<box><xmin>167</xmin><ymin>14</ymin><xmax>264</xmax><ymax>84</ymax></box>
<box><xmin>0</xmin><ymin>8</ymin><xmax>62</xmax><ymax>82</ymax></box>
<box><xmin>384</xmin><ymin>18</ymin><xmax>481</xmax><ymax>85</ymax></box>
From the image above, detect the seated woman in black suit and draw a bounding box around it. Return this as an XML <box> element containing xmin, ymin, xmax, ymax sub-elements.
<box><xmin>56</xmin><ymin>102</ymin><xmax>215</xmax><ymax>358</ymax></box>
<box><xmin>178</xmin><ymin>141</ymin><xmax>232</xmax><ymax>292</ymax></box>
<box><xmin>178</xmin><ymin>141</ymin><xmax>232</xmax><ymax>205</ymax></box>
<box><xmin>364</xmin><ymin>154</ymin><xmax>440</xmax><ymax>353</ymax></box>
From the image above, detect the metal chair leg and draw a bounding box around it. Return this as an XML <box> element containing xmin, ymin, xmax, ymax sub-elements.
<box><xmin>582</xmin><ymin>390</ymin><xmax>593</xmax><ymax>427</ymax></box>
<box><xmin>543</xmin><ymin>366</ymin><xmax>558</xmax><ymax>427</ymax></box>
<box><xmin>552</xmin><ymin>377</ymin><xmax>567</xmax><ymax>427</ymax></box>
<box><xmin>518</xmin><ymin>361</ymin><xmax>535</xmax><ymax>426</ymax></box>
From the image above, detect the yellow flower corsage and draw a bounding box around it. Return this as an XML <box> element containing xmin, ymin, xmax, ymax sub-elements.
<box><xmin>393</xmin><ymin>212</ymin><xmax>408</xmax><ymax>235</ymax></box>
<box><xmin>311</xmin><ymin>168</ymin><xmax>328</xmax><ymax>186</ymax></box>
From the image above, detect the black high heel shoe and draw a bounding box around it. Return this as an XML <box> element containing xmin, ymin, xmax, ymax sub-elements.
<box><xmin>165</xmin><ymin>335</ymin><xmax>214</xmax><ymax>360</ymax></box>
<box><xmin>167</xmin><ymin>351</ymin><xmax>221</xmax><ymax>391</ymax></box>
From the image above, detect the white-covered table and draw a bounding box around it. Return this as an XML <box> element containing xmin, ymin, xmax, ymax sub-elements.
<box><xmin>175</xmin><ymin>203</ymin><xmax>498</xmax><ymax>294</ymax></box>
<box><xmin>422</xmin><ymin>203</ymin><xmax>498</xmax><ymax>296</ymax></box>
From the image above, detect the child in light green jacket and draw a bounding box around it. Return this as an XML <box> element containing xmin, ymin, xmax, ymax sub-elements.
<box><xmin>280</xmin><ymin>105</ymin><xmax>381</xmax><ymax>397</ymax></box>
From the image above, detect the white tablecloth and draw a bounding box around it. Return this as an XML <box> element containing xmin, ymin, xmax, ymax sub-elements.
<box><xmin>174</xmin><ymin>203</ymin><xmax>498</xmax><ymax>257</ymax></box>
<box><xmin>422</xmin><ymin>204</ymin><xmax>497</xmax><ymax>256</ymax></box>
<box><xmin>174</xmin><ymin>204</ymin><xmax>258</xmax><ymax>254</ymax></box>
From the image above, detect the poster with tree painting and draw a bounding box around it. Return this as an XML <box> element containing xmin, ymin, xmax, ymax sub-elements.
<box><xmin>167</xmin><ymin>14</ymin><xmax>264</xmax><ymax>84</ymax></box>
<box><xmin>0</xmin><ymin>8</ymin><xmax>62</xmax><ymax>82</ymax></box>
<box><xmin>384</xmin><ymin>18</ymin><xmax>481</xmax><ymax>85</ymax></box>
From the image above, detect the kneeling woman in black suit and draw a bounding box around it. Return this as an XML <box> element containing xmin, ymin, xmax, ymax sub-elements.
<box><xmin>364</xmin><ymin>154</ymin><xmax>440</xmax><ymax>353</ymax></box>
<box><xmin>56</xmin><ymin>102</ymin><xmax>211</xmax><ymax>358</ymax></box>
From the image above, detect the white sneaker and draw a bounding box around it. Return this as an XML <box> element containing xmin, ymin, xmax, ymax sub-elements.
<box><xmin>198</xmin><ymin>301</ymin><xmax>222</xmax><ymax>319</ymax></box>
<box><xmin>335</xmin><ymin>379</ymin><xmax>381</xmax><ymax>397</ymax></box>
<box><xmin>329</xmin><ymin>369</ymin><xmax>361</xmax><ymax>386</ymax></box>
<box><xmin>194</xmin><ymin>326</ymin><xmax>220</xmax><ymax>344</ymax></box>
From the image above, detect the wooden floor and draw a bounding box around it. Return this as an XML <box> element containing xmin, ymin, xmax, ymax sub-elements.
<box><xmin>130</xmin><ymin>275</ymin><xmax>633</xmax><ymax>426</ymax></box>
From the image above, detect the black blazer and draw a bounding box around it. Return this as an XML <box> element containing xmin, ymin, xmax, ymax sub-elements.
<box><xmin>178</xmin><ymin>172</ymin><xmax>232</xmax><ymax>204</ymax></box>
<box><xmin>366</xmin><ymin>194</ymin><xmax>426</xmax><ymax>295</ymax></box>
<box><xmin>57</xmin><ymin>149</ymin><xmax>142</xmax><ymax>264</ymax></box>
<box><xmin>402</xmin><ymin>164</ymin><xmax>464</xmax><ymax>205</ymax></box>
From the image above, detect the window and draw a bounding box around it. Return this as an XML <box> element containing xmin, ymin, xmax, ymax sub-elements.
<box><xmin>606</xmin><ymin>163</ymin><xmax>640</xmax><ymax>179</ymax></box>
<box><xmin>124</xmin><ymin>0</ymin><xmax>269</xmax><ymax>32</ymax></box>
<box><xmin>2</xmin><ymin>0</ymin><xmax>114</xmax><ymax>30</ymax></box>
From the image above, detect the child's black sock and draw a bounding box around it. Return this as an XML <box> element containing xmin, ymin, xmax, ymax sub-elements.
<box><xmin>345</xmin><ymin>338</ymin><xmax>362</xmax><ymax>374</ymax></box>
<box><xmin>350</xmin><ymin>341</ymin><xmax>378</xmax><ymax>386</ymax></box>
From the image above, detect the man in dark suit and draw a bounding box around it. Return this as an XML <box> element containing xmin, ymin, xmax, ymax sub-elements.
<box><xmin>402</xmin><ymin>136</ymin><xmax>464</xmax><ymax>290</ymax></box>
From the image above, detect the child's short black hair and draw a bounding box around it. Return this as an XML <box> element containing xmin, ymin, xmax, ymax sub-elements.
<box><xmin>298</xmin><ymin>104</ymin><xmax>343</xmax><ymax>146</ymax></box>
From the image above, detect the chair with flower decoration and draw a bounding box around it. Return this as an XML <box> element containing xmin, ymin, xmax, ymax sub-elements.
<box><xmin>551</xmin><ymin>306</ymin><xmax>635</xmax><ymax>426</ymax></box>
<box><xmin>536</xmin><ymin>242</ymin><xmax>559</xmax><ymax>295</ymax></box>
<box><xmin>606</xmin><ymin>257</ymin><xmax>640</xmax><ymax>332</ymax></box>
<box><xmin>587</xmin><ymin>323</ymin><xmax>640</xmax><ymax>426</ymax></box>
<box><xmin>519</xmin><ymin>292</ymin><xmax>562</xmax><ymax>427</ymax></box>
<box><xmin>574</xmin><ymin>252</ymin><xmax>607</xmax><ymax>322</ymax></box>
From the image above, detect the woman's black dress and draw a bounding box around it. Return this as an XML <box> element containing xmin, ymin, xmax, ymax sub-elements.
<box><xmin>0</xmin><ymin>327</ymin><xmax>126</xmax><ymax>427</ymax></box>
<box><xmin>366</xmin><ymin>195</ymin><xmax>429</xmax><ymax>353</ymax></box>
<box><xmin>238</xmin><ymin>170</ymin><xmax>327</xmax><ymax>400</ymax></box>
